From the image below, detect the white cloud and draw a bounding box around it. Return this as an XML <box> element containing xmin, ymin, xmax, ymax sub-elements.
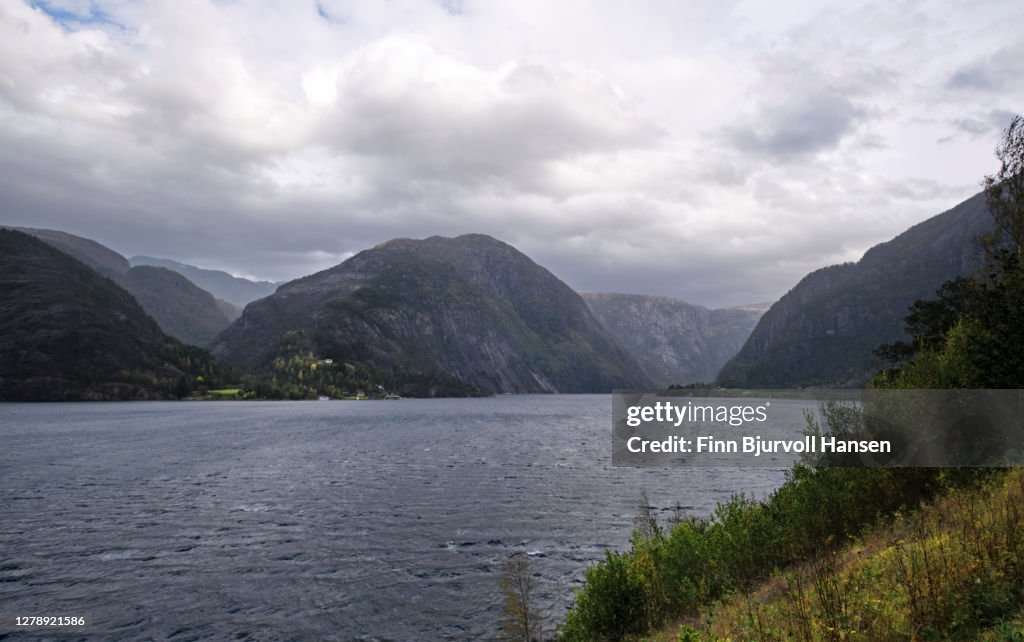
<box><xmin>0</xmin><ymin>0</ymin><xmax>1022</xmax><ymax>306</ymax></box>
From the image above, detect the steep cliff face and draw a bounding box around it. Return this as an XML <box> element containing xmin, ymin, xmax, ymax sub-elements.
<box><xmin>0</xmin><ymin>230</ymin><xmax>196</xmax><ymax>400</ymax></box>
<box><xmin>211</xmin><ymin>234</ymin><xmax>651</xmax><ymax>394</ymax></box>
<box><xmin>717</xmin><ymin>191</ymin><xmax>994</xmax><ymax>388</ymax></box>
<box><xmin>580</xmin><ymin>292</ymin><xmax>763</xmax><ymax>387</ymax></box>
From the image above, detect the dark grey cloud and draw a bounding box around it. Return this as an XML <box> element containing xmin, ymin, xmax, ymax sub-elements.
<box><xmin>952</xmin><ymin>116</ymin><xmax>994</xmax><ymax>136</ymax></box>
<box><xmin>948</xmin><ymin>66</ymin><xmax>998</xmax><ymax>91</ymax></box>
<box><xmin>988</xmin><ymin>110</ymin><xmax>1019</xmax><ymax>130</ymax></box>
<box><xmin>727</xmin><ymin>90</ymin><xmax>865</xmax><ymax>159</ymax></box>
<box><xmin>0</xmin><ymin>0</ymin><xmax>1020</xmax><ymax>308</ymax></box>
<box><xmin>320</xmin><ymin>45</ymin><xmax>663</xmax><ymax>193</ymax></box>
<box><xmin>947</xmin><ymin>42</ymin><xmax>1024</xmax><ymax>93</ymax></box>
<box><xmin>941</xmin><ymin>110</ymin><xmax>1018</xmax><ymax>144</ymax></box>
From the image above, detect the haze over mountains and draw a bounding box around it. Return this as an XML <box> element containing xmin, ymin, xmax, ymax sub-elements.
<box><xmin>580</xmin><ymin>292</ymin><xmax>762</xmax><ymax>387</ymax></box>
<box><xmin>130</xmin><ymin>256</ymin><xmax>280</xmax><ymax>308</ymax></box>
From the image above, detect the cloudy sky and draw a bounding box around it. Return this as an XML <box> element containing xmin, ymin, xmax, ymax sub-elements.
<box><xmin>1</xmin><ymin>0</ymin><xmax>1021</xmax><ymax>306</ymax></box>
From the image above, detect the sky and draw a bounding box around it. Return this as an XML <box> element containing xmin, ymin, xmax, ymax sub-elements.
<box><xmin>0</xmin><ymin>0</ymin><xmax>1021</xmax><ymax>307</ymax></box>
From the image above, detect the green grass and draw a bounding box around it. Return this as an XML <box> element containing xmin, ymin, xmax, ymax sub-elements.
<box><xmin>638</xmin><ymin>469</ymin><xmax>1024</xmax><ymax>642</ymax></box>
<box><xmin>206</xmin><ymin>388</ymin><xmax>241</xmax><ymax>396</ymax></box>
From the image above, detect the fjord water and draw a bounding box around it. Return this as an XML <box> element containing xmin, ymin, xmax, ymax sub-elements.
<box><xmin>1</xmin><ymin>397</ymin><xmax>789</xmax><ymax>640</ymax></box>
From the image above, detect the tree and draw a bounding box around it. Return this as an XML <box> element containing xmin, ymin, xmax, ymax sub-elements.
<box><xmin>499</xmin><ymin>555</ymin><xmax>542</xmax><ymax>641</ymax></box>
<box><xmin>875</xmin><ymin>113</ymin><xmax>1024</xmax><ymax>389</ymax></box>
<box><xmin>175</xmin><ymin>375</ymin><xmax>190</xmax><ymax>399</ymax></box>
<box><xmin>633</xmin><ymin>488</ymin><xmax>660</xmax><ymax>541</ymax></box>
<box><xmin>982</xmin><ymin>114</ymin><xmax>1024</xmax><ymax>259</ymax></box>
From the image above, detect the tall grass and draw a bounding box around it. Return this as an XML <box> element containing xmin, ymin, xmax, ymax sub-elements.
<box><xmin>702</xmin><ymin>469</ymin><xmax>1024</xmax><ymax>641</ymax></box>
<box><xmin>559</xmin><ymin>404</ymin><xmax>994</xmax><ymax>641</ymax></box>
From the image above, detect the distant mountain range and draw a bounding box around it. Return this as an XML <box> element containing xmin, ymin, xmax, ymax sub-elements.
<box><xmin>717</xmin><ymin>191</ymin><xmax>994</xmax><ymax>388</ymax></box>
<box><xmin>6</xmin><ymin>227</ymin><xmax>235</xmax><ymax>348</ymax></box>
<box><xmin>2</xmin><ymin>226</ymin><xmax>762</xmax><ymax>397</ymax></box>
<box><xmin>130</xmin><ymin>256</ymin><xmax>280</xmax><ymax>307</ymax></box>
<box><xmin>5</xmin><ymin>187</ymin><xmax>992</xmax><ymax>399</ymax></box>
<box><xmin>211</xmin><ymin>234</ymin><xmax>652</xmax><ymax>394</ymax></box>
<box><xmin>0</xmin><ymin>230</ymin><xmax>221</xmax><ymax>400</ymax></box>
<box><xmin>579</xmin><ymin>292</ymin><xmax>763</xmax><ymax>387</ymax></box>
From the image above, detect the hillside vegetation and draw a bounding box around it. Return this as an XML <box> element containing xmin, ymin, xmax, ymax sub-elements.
<box><xmin>559</xmin><ymin>118</ymin><xmax>1024</xmax><ymax>641</ymax></box>
<box><xmin>10</xmin><ymin>227</ymin><xmax>234</xmax><ymax>347</ymax></box>
<box><xmin>118</xmin><ymin>265</ymin><xmax>233</xmax><ymax>347</ymax></box>
<box><xmin>212</xmin><ymin>234</ymin><xmax>651</xmax><ymax>395</ymax></box>
<box><xmin>645</xmin><ymin>469</ymin><xmax>1024</xmax><ymax>642</ymax></box>
<box><xmin>0</xmin><ymin>229</ymin><xmax>231</xmax><ymax>400</ymax></box>
<box><xmin>717</xmin><ymin>192</ymin><xmax>993</xmax><ymax>388</ymax></box>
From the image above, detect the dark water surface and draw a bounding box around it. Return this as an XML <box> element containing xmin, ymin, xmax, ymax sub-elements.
<box><xmin>0</xmin><ymin>396</ymin><xmax>789</xmax><ymax>640</ymax></box>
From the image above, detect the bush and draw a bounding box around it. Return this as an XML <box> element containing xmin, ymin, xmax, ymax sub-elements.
<box><xmin>560</xmin><ymin>551</ymin><xmax>651</xmax><ymax>642</ymax></box>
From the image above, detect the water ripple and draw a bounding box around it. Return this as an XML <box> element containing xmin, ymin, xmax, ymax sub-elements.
<box><xmin>0</xmin><ymin>397</ymin><xmax>786</xmax><ymax>640</ymax></box>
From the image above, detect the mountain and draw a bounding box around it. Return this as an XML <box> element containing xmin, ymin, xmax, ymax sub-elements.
<box><xmin>130</xmin><ymin>255</ymin><xmax>280</xmax><ymax>307</ymax></box>
<box><xmin>717</xmin><ymin>191</ymin><xmax>994</xmax><ymax>388</ymax></box>
<box><xmin>118</xmin><ymin>266</ymin><xmax>233</xmax><ymax>347</ymax></box>
<box><xmin>580</xmin><ymin>292</ymin><xmax>763</xmax><ymax>387</ymax></box>
<box><xmin>216</xmin><ymin>299</ymin><xmax>242</xmax><ymax>321</ymax></box>
<box><xmin>6</xmin><ymin>228</ymin><xmax>233</xmax><ymax>347</ymax></box>
<box><xmin>0</xmin><ymin>229</ymin><xmax>221</xmax><ymax>400</ymax></box>
<box><xmin>728</xmin><ymin>302</ymin><xmax>774</xmax><ymax>314</ymax></box>
<box><xmin>211</xmin><ymin>234</ymin><xmax>651</xmax><ymax>394</ymax></box>
<box><xmin>6</xmin><ymin>226</ymin><xmax>129</xmax><ymax>276</ymax></box>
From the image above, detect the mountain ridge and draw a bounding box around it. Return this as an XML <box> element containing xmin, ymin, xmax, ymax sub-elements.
<box><xmin>212</xmin><ymin>233</ymin><xmax>652</xmax><ymax>394</ymax></box>
<box><xmin>0</xmin><ymin>229</ymin><xmax>221</xmax><ymax>400</ymax></box>
<box><xmin>5</xmin><ymin>226</ymin><xmax>130</xmax><ymax>276</ymax></box>
<box><xmin>5</xmin><ymin>227</ymin><xmax>234</xmax><ymax>347</ymax></box>
<box><xmin>130</xmin><ymin>255</ymin><xmax>280</xmax><ymax>307</ymax></box>
<box><xmin>717</xmin><ymin>191</ymin><xmax>994</xmax><ymax>388</ymax></box>
<box><xmin>119</xmin><ymin>265</ymin><xmax>234</xmax><ymax>347</ymax></box>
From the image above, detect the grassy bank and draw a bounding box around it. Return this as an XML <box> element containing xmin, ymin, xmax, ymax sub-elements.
<box><xmin>559</xmin><ymin>466</ymin><xmax>1023</xmax><ymax>641</ymax></box>
<box><xmin>560</xmin><ymin>401</ymin><xmax>977</xmax><ymax>641</ymax></box>
<box><xmin>554</xmin><ymin>118</ymin><xmax>1024</xmax><ymax>641</ymax></box>
<box><xmin>559</xmin><ymin>467</ymin><xmax>961</xmax><ymax>640</ymax></box>
<box><xmin>644</xmin><ymin>468</ymin><xmax>1024</xmax><ymax>641</ymax></box>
